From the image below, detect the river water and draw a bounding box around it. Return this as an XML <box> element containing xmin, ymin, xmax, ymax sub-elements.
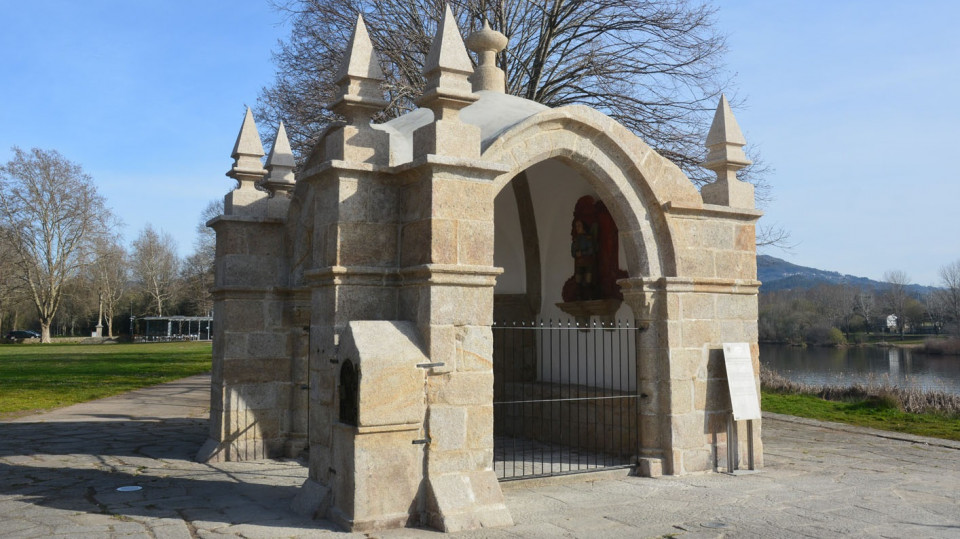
<box><xmin>760</xmin><ymin>343</ymin><xmax>960</xmax><ymax>396</ymax></box>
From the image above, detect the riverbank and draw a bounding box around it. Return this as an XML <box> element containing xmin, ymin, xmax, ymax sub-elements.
<box><xmin>921</xmin><ymin>337</ymin><xmax>960</xmax><ymax>355</ymax></box>
<box><xmin>760</xmin><ymin>366</ymin><xmax>960</xmax><ymax>441</ymax></box>
<box><xmin>761</xmin><ymin>339</ymin><xmax>939</xmax><ymax>349</ymax></box>
<box><xmin>762</xmin><ymin>391</ymin><xmax>960</xmax><ymax>441</ymax></box>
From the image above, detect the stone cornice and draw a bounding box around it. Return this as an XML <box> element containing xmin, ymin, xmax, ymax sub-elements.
<box><xmin>304</xmin><ymin>265</ymin><xmax>398</xmax><ymax>286</ymax></box>
<box><xmin>302</xmin><ymin>263</ymin><xmax>502</xmax><ymax>287</ymax></box>
<box><xmin>662</xmin><ymin>201</ymin><xmax>763</xmax><ymax>221</ymax></box>
<box><xmin>298</xmin><ymin>159</ymin><xmax>391</xmax><ymax>183</ymax></box>
<box><xmin>391</xmin><ymin>154</ymin><xmax>511</xmax><ymax>179</ymax></box>
<box><xmin>207</xmin><ymin>215</ymin><xmax>285</xmax><ymax>228</ymax></box>
<box><xmin>211</xmin><ymin>286</ymin><xmax>278</xmax><ymax>298</ymax></box>
<box><xmin>620</xmin><ymin>276</ymin><xmax>761</xmax><ymax>295</ymax></box>
<box><xmin>399</xmin><ymin>264</ymin><xmax>502</xmax><ymax>286</ymax></box>
<box><xmin>299</xmin><ymin>154</ymin><xmax>511</xmax><ymax>185</ymax></box>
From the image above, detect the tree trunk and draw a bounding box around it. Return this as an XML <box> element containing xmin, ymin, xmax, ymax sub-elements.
<box><xmin>40</xmin><ymin>322</ymin><xmax>51</xmax><ymax>343</ymax></box>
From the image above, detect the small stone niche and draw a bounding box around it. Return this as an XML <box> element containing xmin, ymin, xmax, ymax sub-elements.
<box><xmin>339</xmin><ymin>360</ymin><xmax>359</xmax><ymax>426</ymax></box>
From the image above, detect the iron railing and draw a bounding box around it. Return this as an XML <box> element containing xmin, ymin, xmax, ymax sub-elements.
<box><xmin>493</xmin><ymin>320</ymin><xmax>641</xmax><ymax>480</ymax></box>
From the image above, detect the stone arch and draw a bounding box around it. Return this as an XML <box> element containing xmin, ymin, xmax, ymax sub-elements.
<box><xmin>483</xmin><ymin>105</ymin><xmax>703</xmax><ymax>281</ymax></box>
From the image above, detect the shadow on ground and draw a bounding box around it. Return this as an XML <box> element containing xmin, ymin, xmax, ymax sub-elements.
<box><xmin>0</xmin><ymin>417</ymin><xmax>339</xmax><ymax>533</ymax></box>
<box><xmin>0</xmin><ymin>418</ymin><xmax>207</xmax><ymax>459</ymax></box>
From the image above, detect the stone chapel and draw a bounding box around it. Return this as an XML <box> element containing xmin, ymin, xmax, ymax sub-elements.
<box><xmin>198</xmin><ymin>6</ymin><xmax>763</xmax><ymax>533</ymax></box>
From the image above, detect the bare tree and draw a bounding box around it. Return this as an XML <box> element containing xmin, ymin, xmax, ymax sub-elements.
<box><xmin>258</xmin><ymin>0</ymin><xmax>772</xmax><ymax>191</ymax></box>
<box><xmin>938</xmin><ymin>260</ymin><xmax>960</xmax><ymax>335</ymax></box>
<box><xmin>195</xmin><ymin>199</ymin><xmax>222</xmax><ymax>264</ymax></box>
<box><xmin>0</xmin><ymin>147</ymin><xmax>110</xmax><ymax>342</ymax></box>
<box><xmin>91</xmin><ymin>236</ymin><xmax>129</xmax><ymax>337</ymax></box>
<box><xmin>132</xmin><ymin>225</ymin><xmax>180</xmax><ymax>316</ymax></box>
<box><xmin>853</xmin><ymin>288</ymin><xmax>875</xmax><ymax>332</ymax></box>
<box><xmin>924</xmin><ymin>291</ymin><xmax>947</xmax><ymax>335</ymax></box>
<box><xmin>53</xmin><ymin>275</ymin><xmax>97</xmax><ymax>336</ymax></box>
<box><xmin>180</xmin><ymin>200</ymin><xmax>223</xmax><ymax>316</ymax></box>
<box><xmin>0</xmin><ymin>229</ymin><xmax>27</xmax><ymax>333</ymax></box>
<box><xmin>883</xmin><ymin>270</ymin><xmax>911</xmax><ymax>338</ymax></box>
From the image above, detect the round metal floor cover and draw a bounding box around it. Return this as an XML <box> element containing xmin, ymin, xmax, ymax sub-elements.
<box><xmin>116</xmin><ymin>486</ymin><xmax>142</xmax><ymax>492</ymax></box>
<box><xmin>701</xmin><ymin>521</ymin><xmax>728</xmax><ymax>529</ymax></box>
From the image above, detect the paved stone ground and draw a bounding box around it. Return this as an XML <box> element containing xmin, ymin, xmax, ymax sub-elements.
<box><xmin>2</xmin><ymin>375</ymin><xmax>959</xmax><ymax>538</ymax></box>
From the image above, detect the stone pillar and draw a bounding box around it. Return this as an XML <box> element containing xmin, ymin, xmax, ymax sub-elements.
<box><xmin>198</xmin><ymin>109</ymin><xmax>294</xmax><ymax>463</ymax></box>
<box><xmin>397</xmin><ymin>6</ymin><xmax>512</xmax><ymax>532</ymax></box>
<box><xmin>620</xmin><ymin>277</ymin><xmax>667</xmax><ymax>477</ymax></box>
<box><xmin>291</xmin><ymin>14</ymin><xmax>412</xmax><ymax>528</ymax></box>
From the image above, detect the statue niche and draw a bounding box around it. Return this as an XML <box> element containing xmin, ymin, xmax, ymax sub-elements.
<box><xmin>558</xmin><ymin>196</ymin><xmax>628</xmax><ymax>324</ymax></box>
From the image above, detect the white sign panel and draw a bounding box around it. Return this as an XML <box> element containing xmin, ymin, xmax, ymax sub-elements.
<box><xmin>722</xmin><ymin>343</ymin><xmax>761</xmax><ymax>420</ymax></box>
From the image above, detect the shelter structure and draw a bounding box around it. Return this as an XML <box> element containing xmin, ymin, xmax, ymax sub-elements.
<box><xmin>134</xmin><ymin>315</ymin><xmax>213</xmax><ymax>342</ymax></box>
<box><xmin>199</xmin><ymin>8</ymin><xmax>762</xmax><ymax>533</ymax></box>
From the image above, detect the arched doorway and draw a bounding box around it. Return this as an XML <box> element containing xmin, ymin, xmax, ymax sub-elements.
<box><xmin>491</xmin><ymin>158</ymin><xmax>642</xmax><ymax>480</ymax></box>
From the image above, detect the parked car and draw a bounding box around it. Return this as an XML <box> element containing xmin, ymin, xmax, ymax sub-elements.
<box><xmin>4</xmin><ymin>330</ymin><xmax>40</xmax><ymax>343</ymax></box>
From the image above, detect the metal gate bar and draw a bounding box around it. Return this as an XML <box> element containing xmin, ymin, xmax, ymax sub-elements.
<box><xmin>493</xmin><ymin>320</ymin><xmax>640</xmax><ymax>481</ymax></box>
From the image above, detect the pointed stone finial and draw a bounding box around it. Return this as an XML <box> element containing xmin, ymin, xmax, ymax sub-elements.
<box><xmin>466</xmin><ymin>20</ymin><xmax>508</xmax><ymax>92</ymax></box>
<box><xmin>230</xmin><ymin>108</ymin><xmax>266</xmax><ymax>174</ymax></box>
<box><xmin>416</xmin><ymin>4</ymin><xmax>477</xmax><ymax>118</ymax></box>
<box><xmin>330</xmin><ymin>13</ymin><xmax>388</xmax><ymax>123</ymax></box>
<box><xmin>703</xmin><ymin>95</ymin><xmax>751</xmax><ymax>171</ymax></box>
<box><xmin>263</xmin><ymin>122</ymin><xmax>296</xmax><ymax>193</ymax></box>
<box><xmin>224</xmin><ymin>107</ymin><xmax>268</xmax><ymax>216</ymax></box>
<box><xmin>701</xmin><ymin>95</ymin><xmax>754</xmax><ymax>208</ymax></box>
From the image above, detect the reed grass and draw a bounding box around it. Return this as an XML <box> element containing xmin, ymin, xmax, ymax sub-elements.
<box><xmin>921</xmin><ymin>337</ymin><xmax>960</xmax><ymax>356</ymax></box>
<box><xmin>760</xmin><ymin>365</ymin><xmax>960</xmax><ymax>417</ymax></box>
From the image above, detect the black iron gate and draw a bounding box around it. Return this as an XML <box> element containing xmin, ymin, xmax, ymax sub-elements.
<box><xmin>493</xmin><ymin>320</ymin><xmax>641</xmax><ymax>480</ymax></box>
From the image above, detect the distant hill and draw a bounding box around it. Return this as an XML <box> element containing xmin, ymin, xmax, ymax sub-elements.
<box><xmin>757</xmin><ymin>255</ymin><xmax>938</xmax><ymax>295</ymax></box>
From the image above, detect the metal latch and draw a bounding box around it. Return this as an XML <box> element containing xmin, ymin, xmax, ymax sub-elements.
<box><xmin>416</xmin><ymin>362</ymin><xmax>445</xmax><ymax>369</ymax></box>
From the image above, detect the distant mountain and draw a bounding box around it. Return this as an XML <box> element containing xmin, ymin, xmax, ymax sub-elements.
<box><xmin>757</xmin><ymin>255</ymin><xmax>938</xmax><ymax>295</ymax></box>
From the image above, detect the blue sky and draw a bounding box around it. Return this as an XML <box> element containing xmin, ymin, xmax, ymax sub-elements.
<box><xmin>0</xmin><ymin>0</ymin><xmax>288</xmax><ymax>257</ymax></box>
<box><xmin>2</xmin><ymin>1</ymin><xmax>957</xmax><ymax>286</ymax></box>
<box><xmin>716</xmin><ymin>1</ymin><xmax>960</xmax><ymax>285</ymax></box>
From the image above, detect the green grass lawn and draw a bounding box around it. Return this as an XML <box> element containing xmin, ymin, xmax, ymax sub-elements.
<box><xmin>762</xmin><ymin>391</ymin><xmax>960</xmax><ymax>442</ymax></box>
<box><xmin>0</xmin><ymin>341</ymin><xmax>211</xmax><ymax>418</ymax></box>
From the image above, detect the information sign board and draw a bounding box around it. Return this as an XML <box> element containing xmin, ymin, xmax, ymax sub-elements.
<box><xmin>722</xmin><ymin>343</ymin><xmax>761</xmax><ymax>420</ymax></box>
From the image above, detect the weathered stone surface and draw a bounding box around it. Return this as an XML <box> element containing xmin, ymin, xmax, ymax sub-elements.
<box><xmin>457</xmin><ymin>219</ymin><xmax>494</xmax><ymax>266</ymax></box>
<box><xmin>428</xmin><ymin>405</ymin><xmax>467</xmax><ymax>451</ymax></box>
<box><xmin>426</xmin><ymin>470</ymin><xmax>513</xmax><ymax>532</ymax></box>
<box><xmin>680</xmin><ymin>293</ymin><xmax>716</xmax><ymax>320</ymax></box>
<box><xmin>457</xmin><ymin>325</ymin><xmax>493</xmax><ymax>372</ymax></box>
<box><xmin>342</xmin><ymin>321</ymin><xmax>427</xmax><ymax>428</ymax></box>
<box><xmin>429</xmin><ymin>371</ymin><xmax>494</xmax><ymax>406</ymax></box>
<box><xmin>413</xmin><ymin>119</ymin><xmax>481</xmax><ymax>159</ymax></box>
<box><xmin>323</xmin><ymin>124</ymin><xmax>389</xmax><ymax>165</ymax></box>
<box><xmin>348</xmin><ymin>430</ymin><xmax>423</xmax><ymax>527</ymax></box>
<box><xmin>334</xmin><ymin>221</ymin><xmax>398</xmax><ymax>266</ymax></box>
